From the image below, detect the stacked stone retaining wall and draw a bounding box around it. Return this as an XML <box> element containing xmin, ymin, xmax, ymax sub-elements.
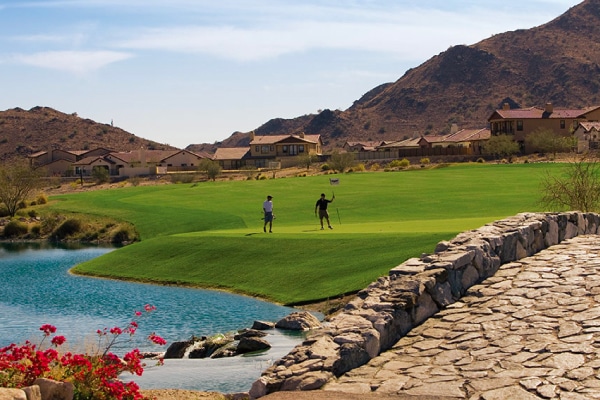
<box><xmin>250</xmin><ymin>211</ymin><xmax>600</xmax><ymax>398</ymax></box>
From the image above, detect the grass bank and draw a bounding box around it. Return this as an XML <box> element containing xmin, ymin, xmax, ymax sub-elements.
<box><xmin>48</xmin><ymin>163</ymin><xmax>559</xmax><ymax>305</ymax></box>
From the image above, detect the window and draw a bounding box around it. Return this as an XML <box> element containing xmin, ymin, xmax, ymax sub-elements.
<box><xmin>299</xmin><ymin>145</ymin><xmax>305</xmax><ymax>153</ymax></box>
<box><xmin>517</xmin><ymin>120</ymin><xmax>523</xmax><ymax>131</ymax></box>
<box><xmin>282</xmin><ymin>145</ymin><xmax>288</xmax><ymax>153</ymax></box>
<box><xmin>261</xmin><ymin>145</ymin><xmax>269</xmax><ymax>153</ymax></box>
<box><xmin>560</xmin><ymin>120</ymin><xmax>565</xmax><ymax>129</ymax></box>
<box><xmin>255</xmin><ymin>146</ymin><xmax>259</xmax><ymax>152</ymax></box>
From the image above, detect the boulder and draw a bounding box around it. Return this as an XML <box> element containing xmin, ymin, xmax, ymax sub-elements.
<box><xmin>237</xmin><ymin>336</ymin><xmax>271</xmax><ymax>354</ymax></box>
<box><xmin>0</xmin><ymin>389</ymin><xmax>26</xmax><ymax>400</ymax></box>
<box><xmin>33</xmin><ymin>378</ymin><xmax>74</xmax><ymax>400</ymax></box>
<box><xmin>164</xmin><ymin>339</ymin><xmax>193</xmax><ymax>358</ymax></box>
<box><xmin>252</xmin><ymin>320</ymin><xmax>275</xmax><ymax>330</ymax></box>
<box><xmin>276</xmin><ymin>311</ymin><xmax>321</xmax><ymax>331</ymax></box>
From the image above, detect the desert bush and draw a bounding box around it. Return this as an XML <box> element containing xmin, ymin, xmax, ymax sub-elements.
<box><xmin>17</xmin><ymin>200</ymin><xmax>27</xmax><ymax>210</ymax></box>
<box><xmin>36</xmin><ymin>193</ymin><xmax>48</xmax><ymax>204</ymax></box>
<box><xmin>321</xmin><ymin>164</ymin><xmax>331</xmax><ymax>171</ymax></box>
<box><xmin>27</xmin><ymin>210</ymin><xmax>37</xmax><ymax>218</ymax></box>
<box><xmin>389</xmin><ymin>159</ymin><xmax>410</xmax><ymax>169</ymax></box>
<box><xmin>111</xmin><ymin>225</ymin><xmax>136</xmax><ymax>244</ymax></box>
<box><xmin>354</xmin><ymin>163</ymin><xmax>366</xmax><ymax>172</ymax></box>
<box><xmin>3</xmin><ymin>220</ymin><xmax>28</xmax><ymax>237</ymax></box>
<box><xmin>476</xmin><ymin>158</ymin><xmax>486</xmax><ymax>163</ymax></box>
<box><xmin>370</xmin><ymin>163</ymin><xmax>381</xmax><ymax>171</ymax></box>
<box><xmin>51</xmin><ymin>218</ymin><xmax>82</xmax><ymax>240</ymax></box>
<box><xmin>30</xmin><ymin>224</ymin><xmax>41</xmax><ymax>237</ymax></box>
<box><xmin>91</xmin><ymin>167</ymin><xmax>110</xmax><ymax>184</ymax></box>
<box><xmin>171</xmin><ymin>173</ymin><xmax>195</xmax><ymax>184</ymax></box>
<box><xmin>0</xmin><ymin>205</ymin><xmax>10</xmax><ymax>218</ymax></box>
<box><xmin>128</xmin><ymin>176</ymin><xmax>141</xmax><ymax>186</ymax></box>
<box><xmin>420</xmin><ymin>158</ymin><xmax>431</xmax><ymax>165</ymax></box>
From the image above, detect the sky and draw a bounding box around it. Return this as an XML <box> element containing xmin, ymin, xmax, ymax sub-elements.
<box><xmin>0</xmin><ymin>0</ymin><xmax>583</xmax><ymax>149</ymax></box>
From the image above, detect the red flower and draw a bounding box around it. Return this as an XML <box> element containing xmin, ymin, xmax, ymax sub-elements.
<box><xmin>39</xmin><ymin>324</ymin><xmax>56</xmax><ymax>336</ymax></box>
<box><xmin>51</xmin><ymin>336</ymin><xmax>66</xmax><ymax>347</ymax></box>
<box><xmin>148</xmin><ymin>333</ymin><xmax>167</xmax><ymax>346</ymax></box>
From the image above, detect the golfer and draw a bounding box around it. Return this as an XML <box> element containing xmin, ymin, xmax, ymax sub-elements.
<box><xmin>315</xmin><ymin>193</ymin><xmax>335</xmax><ymax>230</ymax></box>
<box><xmin>263</xmin><ymin>195</ymin><xmax>274</xmax><ymax>233</ymax></box>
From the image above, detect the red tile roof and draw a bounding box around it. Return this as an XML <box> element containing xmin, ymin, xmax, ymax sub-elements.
<box><xmin>250</xmin><ymin>134</ymin><xmax>320</xmax><ymax>145</ymax></box>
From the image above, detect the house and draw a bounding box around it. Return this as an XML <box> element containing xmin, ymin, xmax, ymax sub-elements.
<box><xmin>343</xmin><ymin>141</ymin><xmax>386</xmax><ymax>152</ymax></box>
<box><xmin>213</xmin><ymin>148</ymin><xmax>250</xmax><ymax>170</ymax></box>
<box><xmin>29</xmin><ymin>148</ymin><xmax>113</xmax><ymax>175</ymax></box>
<box><xmin>248</xmin><ymin>132</ymin><xmax>322</xmax><ymax>168</ymax></box>
<box><xmin>418</xmin><ymin>128</ymin><xmax>490</xmax><ymax>154</ymax></box>
<box><xmin>573</xmin><ymin>122</ymin><xmax>600</xmax><ymax>152</ymax></box>
<box><xmin>488</xmin><ymin>103</ymin><xmax>600</xmax><ymax>152</ymax></box>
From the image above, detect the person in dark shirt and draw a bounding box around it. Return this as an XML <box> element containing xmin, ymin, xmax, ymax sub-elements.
<box><xmin>315</xmin><ymin>193</ymin><xmax>335</xmax><ymax>230</ymax></box>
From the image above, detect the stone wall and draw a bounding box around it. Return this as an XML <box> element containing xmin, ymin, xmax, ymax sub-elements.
<box><xmin>250</xmin><ymin>212</ymin><xmax>600</xmax><ymax>398</ymax></box>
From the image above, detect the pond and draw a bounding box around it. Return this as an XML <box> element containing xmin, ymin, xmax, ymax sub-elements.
<box><xmin>0</xmin><ymin>242</ymin><xmax>306</xmax><ymax>393</ymax></box>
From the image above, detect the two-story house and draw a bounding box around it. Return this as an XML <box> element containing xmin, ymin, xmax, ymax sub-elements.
<box><xmin>248</xmin><ymin>132</ymin><xmax>322</xmax><ymax>168</ymax></box>
<box><xmin>488</xmin><ymin>103</ymin><xmax>600</xmax><ymax>152</ymax></box>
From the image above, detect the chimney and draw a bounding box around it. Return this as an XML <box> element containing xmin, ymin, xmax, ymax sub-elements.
<box><xmin>502</xmin><ymin>103</ymin><xmax>510</xmax><ymax>110</ymax></box>
<box><xmin>545</xmin><ymin>103</ymin><xmax>553</xmax><ymax>113</ymax></box>
<box><xmin>450</xmin><ymin>123</ymin><xmax>459</xmax><ymax>134</ymax></box>
<box><xmin>299</xmin><ymin>132</ymin><xmax>305</xmax><ymax>138</ymax></box>
<box><xmin>249</xmin><ymin>131</ymin><xmax>255</xmax><ymax>141</ymax></box>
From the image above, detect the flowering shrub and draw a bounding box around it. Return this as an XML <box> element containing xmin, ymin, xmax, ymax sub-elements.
<box><xmin>0</xmin><ymin>304</ymin><xmax>166</xmax><ymax>400</ymax></box>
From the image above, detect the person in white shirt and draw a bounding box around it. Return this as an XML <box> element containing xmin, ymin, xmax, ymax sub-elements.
<box><xmin>263</xmin><ymin>195</ymin><xmax>274</xmax><ymax>233</ymax></box>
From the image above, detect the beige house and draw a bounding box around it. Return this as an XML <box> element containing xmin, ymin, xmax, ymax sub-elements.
<box><xmin>488</xmin><ymin>103</ymin><xmax>600</xmax><ymax>152</ymax></box>
<box><xmin>418</xmin><ymin>128</ymin><xmax>490</xmax><ymax>154</ymax></box>
<box><xmin>29</xmin><ymin>148</ymin><xmax>113</xmax><ymax>176</ymax></box>
<box><xmin>343</xmin><ymin>141</ymin><xmax>386</xmax><ymax>152</ymax></box>
<box><xmin>213</xmin><ymin>148</ymin><xmax>250</xmax><ymax>170</ymax></box>
<box><xmin>248</xmin><ymin>132</ymin><xmax>322</xmax><ymax>168</ymax></box>
<box><xmin>573</xmin><ymin>122</ymin><xmax>600</xmax><ymax>152</ymax></box>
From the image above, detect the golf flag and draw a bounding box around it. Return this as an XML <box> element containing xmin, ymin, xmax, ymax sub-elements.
<box><xmin>329</xmin><ymin>178</ymin><xmax>340</xmax><ymax>186</ymax></box>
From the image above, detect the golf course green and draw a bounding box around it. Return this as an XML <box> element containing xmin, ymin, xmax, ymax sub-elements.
<box><xmin>49</xmin><ymin>162</ymin><xmax>563</xmax><ymax>305</ymax></box>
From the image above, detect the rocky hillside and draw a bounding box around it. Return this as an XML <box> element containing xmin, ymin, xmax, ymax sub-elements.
<box><xmin>0</xmin><ymin>106</ymin><xmax>177</xmax><ymax>162</ymax></box>
<box><xmin>213</xmin><ymin>0</ymin><xmax>600</xmax><ymax>149</ymax></box>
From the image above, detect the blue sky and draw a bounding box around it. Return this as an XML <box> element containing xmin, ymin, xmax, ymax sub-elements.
<box><xmin>0</xmin><ymin>0</ymin><xmax>582</xmax><ymax>149</ymax></box>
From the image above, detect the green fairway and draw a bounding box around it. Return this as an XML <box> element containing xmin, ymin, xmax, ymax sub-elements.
<box><xmin>50</xmin><ymin>163</ymin><xmax>560</xmax><ymax>305</ymax></box>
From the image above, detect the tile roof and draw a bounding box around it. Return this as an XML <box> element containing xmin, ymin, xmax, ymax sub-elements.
<box><xmin>490</xmin><ymin>106</ymin><xmax>600</xmax><ymax>120</ymax></box>
<box><xmin>213</xmin><ymin>147</ymin><xmax>250</xmax><ymax>160</ymax></box>
<box><xmin>577</xmin><ymin>122</ymin><xmax>600</xmax><ymax>132</ymax></box>
<box><xmin>250</xmin><ymin>134</ymin><xmax>320</xmax><ymax>145</ymax></box>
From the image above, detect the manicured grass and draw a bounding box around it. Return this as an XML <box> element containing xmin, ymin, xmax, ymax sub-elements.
<box><xmin>50</xmin><ymin>163</ymin><xmax>561</xmax><ymax>305</ymax></box>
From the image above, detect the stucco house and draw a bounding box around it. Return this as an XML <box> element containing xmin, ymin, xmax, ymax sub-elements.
<box><xmin>488</xmin><ymin>103</ymin><xmax>600</xmax><ymax>152</ymax></box>
<box><xmin>248</xmin><ymin>132</ymin><xmax>322</xmax><ymax>168</ymax></box>
<box><xmin>213</xmin><ymin>147</ymin><xmax>250</xmax><ymax>170</ymax></box>
<box><xmin>343</xmin><ymin>141</ymin><xmax>386</xmax><ymax>152</ymax></box>
<box><xmin>573</xmin><ymin>121</ymin><xmax>600</xmax><ymax>152</ymax></box>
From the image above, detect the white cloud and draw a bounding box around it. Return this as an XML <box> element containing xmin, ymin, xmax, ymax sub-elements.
<box><xmin>10</xmin><ymin>50</ymin><xmax>133</xmax><ymax>74</ymax></box>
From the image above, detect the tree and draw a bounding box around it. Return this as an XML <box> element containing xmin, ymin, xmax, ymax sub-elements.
<box><xmin>0</xmin><ymin>162</ymin><xmax>42</xmax><ymax>217</ymax></box>
<box><xmin>297</xmin><ymin>153</ymin><xmax>317</xmax><ymax>171</ymax></box>
<box><xmin>525</xmin><ymin>127</ymin><xmax>575</xmax><ymax>158</ymax></box>
<box><xmin>199</xmin><ymin>159</ymin><xmax>222</xmax><ymax>181</ymax></box>
<box><xmin>540</xmin><ymin>154</ymin><xmax>600</xmax><ymax>212</ymax></box>
<box><xmin>483</xmin><ymin>134</ymin><xmax>520</xmax><ymax>160</ymax></box>
<box><xmin>91</xmin><ymin>166</ymin><xmax>110</xmax><ymax>184</ymax></box>
<box><xmin>328</xmin><ymin>151</ymin><xmax>355</xmax><ymax>173</ymax></box>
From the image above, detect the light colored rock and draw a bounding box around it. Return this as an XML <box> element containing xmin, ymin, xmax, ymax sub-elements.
<box><xmin>0</xmin><ymin>389</ymin><xmax>26</xmax><ymax>400</ymax></box>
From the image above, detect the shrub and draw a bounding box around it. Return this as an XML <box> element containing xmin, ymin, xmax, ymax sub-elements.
<box><xmin>3</xmin><ymin>220</ymin><xmax>28</xmax><ymax>238</ymax></box>
<box><xmin>30</xmin><ymin>224</ymin><xmax>41</xmax><ymax>237</ymax></box>
<box><xmin>111</xmin><ymin>226</ymin><xmax>136</xmax><ymax>244</ymax></box>
<box><xmin>420</xmin><ymin>158</ymin><xmax>430</xmax><ymax>165</ymax></box>
<box><xmin>321</xmin><ymin>164</ymin><xmax>331</xmax><ymax>171</ymax></box>
<box><xmin>17</xmin><ymin>200</ymin><xmax>27</xmax><ymax>210</ymax></box>
<box><xmin>355</xmin><ymin>163</ymin><xmax>366</xmax><ymax>172</ymax></box>
<box><xmin>27</xmin><ymin>210</ymin><xmax>37</xmax><ymax>218</ymax></box>
<box><xmin>36</xmin><ymin>193</ymin><xmax>48</xmax><ymax>204</ymax></box>
<box><xmin>370</xmin><ymin>163</ymin><xmax>381</xmax><ymax>171</ymax></box>
<box><xmin>476</xmin><ymin>158</ymin><xmax>486</xmax><ymax>163</ymax></box>
<box><xmin>0</xmin><ymin>205</ymin><xmax>10</xmax><ymax>218</ymax></box>
<box><xmin>170</xmin><ymin>174</ymin><xmax>195</xmax><ymax>184</ymax></box>
<box><xmin>389</xmin><ymin>159</ymin><xmax>410</xmax><ymax>169</ymax></box>
<box><xmin>51</xmin><ymin>218</ymin><xmax>82</xmax><ymax>240</ymax></box>
<box><xmin>129</xmin><ymin>176</ymin><xmax>141</xmax><ymax>187</ymax></box>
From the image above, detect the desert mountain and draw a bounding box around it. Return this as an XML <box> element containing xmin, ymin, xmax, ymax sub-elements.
<box><xmin>206</xmin><ymin>0</ymin><xmax>600</xmax><ymax>150</ymax></box>
<box><xmin>0</xmin><ymin>106</ymin><xmax>176</xmax><ymax>162</ymax></box>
